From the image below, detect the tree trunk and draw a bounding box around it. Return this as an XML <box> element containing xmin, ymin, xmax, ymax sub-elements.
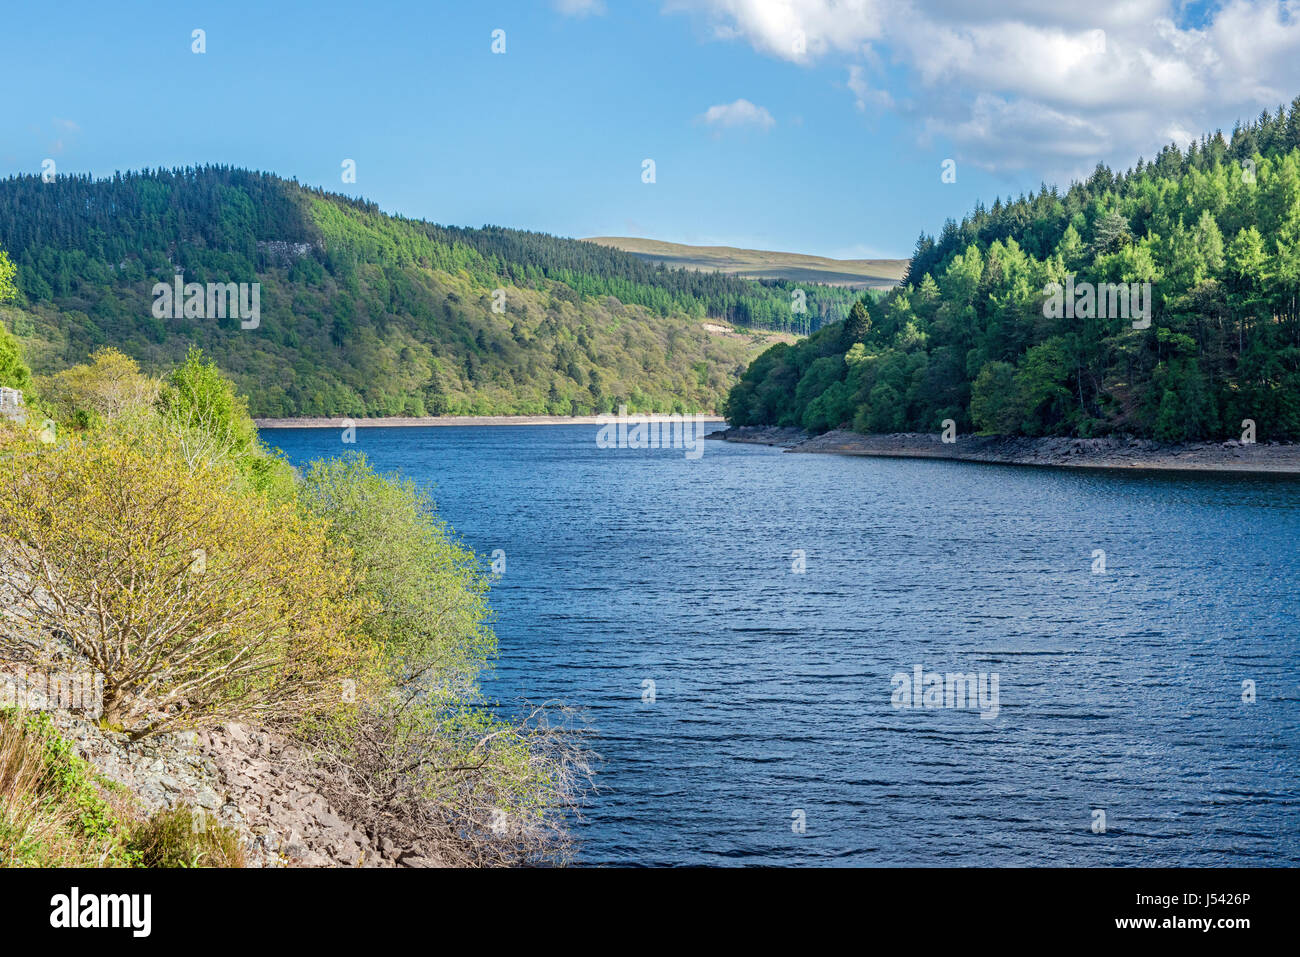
<box><xmin>100</xmin><ymin>688</ymin><xmax>129</xmax><ymax>729</ymax></box>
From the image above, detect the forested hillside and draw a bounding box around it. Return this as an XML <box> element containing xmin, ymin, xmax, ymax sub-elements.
<box><xmin>0</xmin><ymin>168</ymin><xmax>847</xmax><ymax>417</ymax></box>
<box><xmin>726</xmin><ymin>102</ymin><xmax>1300</xmax><ymax>441</ymax></box>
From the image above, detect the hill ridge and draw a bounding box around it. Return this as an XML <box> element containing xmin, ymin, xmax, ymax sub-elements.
<box><xmin>585</xmin><ymin>236</ymin><xmax>907</xmax><ymax>290</ymax></box>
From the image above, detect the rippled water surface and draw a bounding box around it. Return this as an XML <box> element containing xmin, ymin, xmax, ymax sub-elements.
<box><xmin>267</xmin><ymin>425</ymin><xmax>1300</xmax><ymax>866</ymax></box>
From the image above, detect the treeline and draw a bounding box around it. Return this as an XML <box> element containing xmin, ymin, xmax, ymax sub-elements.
<box><xmin>726</xmin><ymin>100</ymin><xmax>1300</xmax><ymax>441</ymax></box>
<box><xmin>0</xmin><ymin>166</ymin><xmax>853</xmax><ymax>418</ymax></box>
<box><xmin>0</xmin><ymin>167</ymin><xmax>853</xmax><ymax>333</ymax></box>
<box><xmin>418</xmin><ymin>223</ymin><xmax>859</xmax><ymax>329</ymax></box>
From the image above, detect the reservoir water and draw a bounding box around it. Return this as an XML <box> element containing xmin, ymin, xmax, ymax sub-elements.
<box><xmin>266</xmin><ymin>424</ymin><xmax>1300</xmax><ymax>866</ymax></box>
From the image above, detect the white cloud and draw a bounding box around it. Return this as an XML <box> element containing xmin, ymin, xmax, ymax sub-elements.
<box><xmin>555</xmin><ymin>0</ymin><xmax>606</xmax><ymax>16</ymax></box>
<box><xmin>925</xmin><ymin>95</ymin><xmax>1113</xmax><ymax>174</ymax></box>
<box><xmin>699</xmin><ymin>98</ymin><xmax>777</xmax><ymax>129</ymax></box>
<box><xmin>847</xmin><ymin>65</ymin><xmax>892</xmax><ymax>110</ymax></box>
<box><xmin>665</xmin><ymin>0</ymin><xmax>885</xmax><ymax>61</ymax></box>
<box><xmin>666</xmin><ymin>0</ymin><xmax>1300</xmax><ymax>177</ymax></box>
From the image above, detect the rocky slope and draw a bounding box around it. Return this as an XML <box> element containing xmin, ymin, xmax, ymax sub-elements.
<box><xmin>1</xmin><ymin>668</ymin><xmax>437</xmax><ymax>868</ymax></box>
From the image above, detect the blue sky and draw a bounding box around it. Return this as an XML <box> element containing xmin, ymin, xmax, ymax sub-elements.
<box><xmin>2</xmin><ymin>1</ymin><xmax>1296</xmax><ymax>259</ymax></box>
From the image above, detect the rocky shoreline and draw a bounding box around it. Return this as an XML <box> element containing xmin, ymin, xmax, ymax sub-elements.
<box><xmin>709</xmin><ymin>426</ymin><xmax>1300</xmax><ymax>474</ymax></box>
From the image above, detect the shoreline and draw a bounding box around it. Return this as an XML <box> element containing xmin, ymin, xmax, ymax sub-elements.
<box><xmin>256</xmin><ymin>413</ymin><xmax>725</xmax><ymax>429</ymax></box>
<box><xmin>711</xmin><ymin>426</ymin><xmax>1300</xmax><ymax>475</ymax></box>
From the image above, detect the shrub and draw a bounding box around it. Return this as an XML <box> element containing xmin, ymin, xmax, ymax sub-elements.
<box><xmin>0</xmin><ymin>433</ymin><xmax>377</xmax><ymax>738</ymax></box>
<box><xmin>127</xmin><ymin>804</ymin><xmax>243</xmax><ymax>868</ymax></box>
<box><xmin>311</xmin><ymin>700</ymin><xmax>592</xmax><ymax>867</ymax></box>
<box><xmin>298</xmin><ymin>454</ymin><xmax>493</xmax><ymax>697</ymax></box>
<box><xmin>157</xmin><ymin>347</ymin><xmax>258</xmax><ymax>459</ymax></box>
<box><xmin>0</xmin><ymin>319</ymin><xmax>31</xmax><ymax>395</ymax></box>
<box><xmin>155</xmin><ymin>347</ymin><xmax>296</xmax><ymax>501</ymax></box>
<box><xmin>0</xmin><ymin>248</ymin><xmax>16</xmax><ymax>304</ymax></box>
<box><xmin>36</xmin><ymin>347</ymin><xmax>159</xmax><ymax>427</ymax></box>
<box><xmin>0</xmin><ymin>712</ymin><xmax>78</xmax><ymax>867</ymax></box>
<box><xmin>296</xmin><ymin>455</ymin><xmax>591</xmax><ymax>865</ymax></box>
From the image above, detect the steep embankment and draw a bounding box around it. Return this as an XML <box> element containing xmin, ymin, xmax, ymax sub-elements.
<box><xmin>38</xmin><ymin>700</ymin><xmax>401</xmax><ymax>867</ymax></box>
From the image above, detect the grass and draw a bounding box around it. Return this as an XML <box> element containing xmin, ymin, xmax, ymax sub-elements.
<box><xmin>0</xmin><ymin>709</ymin><xmax>244</xmax><ymax>868</ymax></box>
<box><xmin>0</xmin><ymin>708</ymin><xmax>137</xmax><ymax>866</ymax></box>
<box><xmin>127</xmin><ymin>804</ymin><xmax>244</xmax><ymax>868</ymax></box>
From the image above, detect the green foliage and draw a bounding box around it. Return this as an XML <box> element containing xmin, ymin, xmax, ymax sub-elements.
<box><xmin>295</xmin><ymin>454</ymin><xmax>588</xmax><ymax>865</ymax></box>
<box><xmin>37</xmin><ymin>346</ymin><xmax>157</xmax><ymax>427</ymax></box>
<box><xmin>0</xmin><ymin>710</ymin><xmax>139</xmax><ymax>867</ymax></box>
<box><xmin>126</xmin><ymin>804</ymin><xmax>243</xmax><ymax>868</ymax></box>
<box><xmin>0</xmin><ymin>167</ymin><xmax>837</xmax><ymax>418</ymax></box>
<box><xmin>0</xmin><ymin>318</ymin><xmax>30</xmax><ymax>394</ymax></box>
<box><xmin>298</xmin><ymin>454</ymin><xmax>493</xmax><ymax>698</ymax></box>
<box><xmin>0</xmin><ymin>431</ymin><xmax>375</xmax><ymax>738</ymax></box>
<box><xmin>32</xmin><ymin>716</ymin><xmax>125</xmax><ymax>850</ymax></box>
<box><xmin>1014</xmin><ymin>339</ymin><xmax>1074</xmax><ymax>435</ymax></box>
<box><xmin>0</xmin><ymin>247</ymin><xmax>16</xmax><ymax>303</ymax></box>
<box><xmin>970</xmin><ymin>361</ymin><xmax>1022</xmax><ymax>434</ymax></box>
<box><xmin>159</xmin><ymin>346</ymin><xmax>257</xmax><ymax>455</ymax></box>
<box><xmin>155</xmin><ymin>347</ymin><xmax>296</xmax><ymax>500</ymax></box>
<box><xmin>728</xmin><ymin>103</ymin><xmax>1300</xmax><ymax>440</ymax></box>
<box><xmin>5</xmin><ymin>348</ymin><xmax>582</xmax><ymax>865</ymax></box>
<box><xmin>1150</xmin><ymin>358</ymin><xmax>1218</xmax><ymax>441</ymax></box>
<box><xmin>0</xmin><ymin>249</ymin><xmax>31</xmax><ymax>394</ymax></box>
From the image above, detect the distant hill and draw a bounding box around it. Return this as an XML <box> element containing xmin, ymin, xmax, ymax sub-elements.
<box><xmin>0</xmin><ymin>167</ymin><xmax>865</xmax><ymax>418</ymax></box>
<box><xmin>585</xmin><ymin>237</ymin><xmax>909</xmax><ymax>290</ymax></box>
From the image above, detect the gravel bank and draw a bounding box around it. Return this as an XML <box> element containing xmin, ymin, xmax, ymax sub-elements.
<box><xmin>709</xmin><ymin>426</ymin><xmax>1300</xmax><ymax>474</ymax></box>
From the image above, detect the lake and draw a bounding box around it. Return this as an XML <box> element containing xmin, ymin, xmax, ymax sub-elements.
<box><xmin>265</xmin><ymin>424</ymin><xmax>1300</xmax><ymax>866</ymax></box>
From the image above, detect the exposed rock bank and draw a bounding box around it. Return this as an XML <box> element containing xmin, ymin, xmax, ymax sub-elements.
<box><xmin>709</xmin><ymin>426</ymin><xmax>1300</xmax><ymax>474</ymax></box>
<box><xmin>706</xmin><ymin>425</ymin><xmax>809</xmax><ymax>448</ymax></box>
<box><xmin>1</xmin><ymin>670</ymin><xmax>437</xmax><ymax>868</ymax></box>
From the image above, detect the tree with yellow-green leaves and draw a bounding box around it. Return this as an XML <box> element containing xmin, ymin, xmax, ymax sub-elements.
<box><xmin>0</xmin><ymin>246</ymin><xmax>32</xmax><ymax>395</ymax></box>
<box><xmin>299</xmin><ymin>454</ymin><xmax>493</xmax><ymax>698</ymax></box>
<box><xmin>0</xmin><ymin>431</ymin><xmax>379</xmax><ymax>738</ymax></box>
<box><xmin>31</xmin><ymin>344</ymin><xmax>297</xmax><ymax>503</ymax></box>
<box><xmin>296</xmin><ymin>453</ymin><xmax>591</xmax><ymax>865</ymax></box>
<box><xmin>37</xmin><ymin>347</ymin><xmax>158</xmax><ymax>427</ymax></box>
<box><xmin>0</xmin><ymin>247</ymin><xmax>15</xmax><ymax>302</ymax></box>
